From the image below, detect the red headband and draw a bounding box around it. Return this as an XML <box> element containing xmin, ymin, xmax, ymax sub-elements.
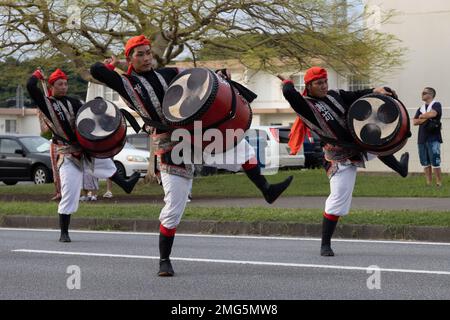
<box><xmin>48</xmin><ymin>68</ymin><xmax>68</xmax><ymax>85</ymax></box>
<box><xmin>125</xmin><ymin>35</ymin><xmax>151</xmax><ymax>58</ymax></box>
<box><xmin>304</xmin><ymin>67</ymin><xmax>327</xmax><ymax>85</ymax></box>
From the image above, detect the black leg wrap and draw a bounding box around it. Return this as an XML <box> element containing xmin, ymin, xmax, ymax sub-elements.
<box><xmin>110</xmin><ymin>171</ymin><xmax>140</xmax><ymax>194</ymax></box>
<box><xmin>378</xmin><ymin>152</ymin><xmax>409</xmax><ymax>178</ymax></box>
<box><xmin>159</xmin><ymin>233</ymin><xmax>175</xmax><ymax>260</ymax></box>
<box><xmin>59</xmin><ymin>214</ymin><xmax>71</xmax><ymax>243</ymax></box>
<box><xmin>244</xmin><ymin>166</ymin><xmax>293</xmax><ymax>204</ymax></box>
<box><xmin>158</xmin><ymin>233</ymin><xmax>175</xmax><ymax>276</ymax></box>
<box><xmin>321</xmin><ymin>216</ymin><xmax>338</xmax><ymax>256</ymax></box>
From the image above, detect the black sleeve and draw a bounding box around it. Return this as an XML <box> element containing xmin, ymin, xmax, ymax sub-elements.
<box><xmin>282</xmin><ymin>82</ymin><xmax>317</xmax><ymax>124</ymax></box>
<box><xmin>156</xmin><ymin>67</ymin><xmax>179</xmax><ymax>85</ymax></box>
<box><xmin>338</xmin><ymin>88</ymin><xmax>374</xmax><ymax>106</ymax></box>
<box><xmin>90</xmin><ymin>62</ymin><xmax>132</xmax><ymax>104</ymax></box>
<box><xmin>26</xmin><ymin>75</ymin><xmax>51</xmax><ymax>119</ymax></box>
<box><xmin>68</xmin><ymin>97</ymin><xmax>84</xmax><ymax>115</ymax></box>
<box><xmin>432</xmin><ymin>102</ymin><xmax>442</xmax><ymax>119</ymax></box>
<box><xmin>414</xmin><ymin>108</ymin><xmax>421</xmax><ymax>119</ymax></box>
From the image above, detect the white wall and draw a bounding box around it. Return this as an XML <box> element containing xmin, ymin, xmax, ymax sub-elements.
<box><xmin>19</xmin><ymin>116</ymin><xmax>40</xmax><ymax>135</ymax></box>
<box><xmin>0</xmin><ymin>114</ymin><xmax>41</xmax><ymax>135</ymax></box>
<box><xmin>363</xmin><ymin>0</ymin><xmax>450</xmax><ymax>172</ymax></box>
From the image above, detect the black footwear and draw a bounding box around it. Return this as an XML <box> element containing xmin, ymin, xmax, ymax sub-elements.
<box><xmin>159</xmin><ymin>231</ymin><xmax>175</xmax><ymax>276</ymax></box>
<box><xmin>110</xmin><ymin>171</ymin><xmax>140</xmax><ymax>194</ymax></box>
<box><xmin>59</xmin><ymin>214</ymin><xmax>71</xmax><ymax>243</ymax></box>
<box><xmin>158</xmin><ymin>259</ymin><xmax>174</xmax><ymax>277</ymax></box>
<box><xmin>321</xmin><ymin>216</ymin><xmax>338</xmax><ymax>257</ymax></box>
<box><xmin>59</xmin><ymin>232</ymin><xmax>71</xmax><ymax>243</ymax></box>
<box><xmin>378</xmin><ymin>152</ymin><xmax>409</xmax><ymax>178</ymax></box>
<box><xmin>264</xmin><ymin>176</ymin><xmax>293</xmax><ymax>204</ymax></box>
<box><xmin>321</xmin><ymin>245</ymin><xmax>335</xmax><ymax>256</ymax></box>
<box><xmin>244</xmin><ymin>166</ymin><xmax>293</xmax><ymax>204</ymax></box>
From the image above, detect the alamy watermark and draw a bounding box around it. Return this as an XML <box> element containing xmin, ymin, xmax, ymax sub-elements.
<box><xmin>366</xmin><ymin>265</ymin><xmax>381</xmax><ymax>290</ymax></box>
<box><xmin>167</xmin><ymin>121</ymin><xmax>280</xmax><ymax>173</ymax></box>
<box><xmin>66</xmin><ymin>265</ymin><xmax>81</xmax><ymax>290</ymax></box>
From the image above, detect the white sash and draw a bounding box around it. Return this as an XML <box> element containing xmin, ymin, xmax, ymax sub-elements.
<box><xmin>420</xmin><ymin>100</ymin><xmax>436</xmax><ymax>114</ymax></box>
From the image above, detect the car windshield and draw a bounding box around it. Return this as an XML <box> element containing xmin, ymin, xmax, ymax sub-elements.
<box><xmin>19</xmin><ymin>136</ymin><xmax>51</xmax><ymax>153</ymax></box>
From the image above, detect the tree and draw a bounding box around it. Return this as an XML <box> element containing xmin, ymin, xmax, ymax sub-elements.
<box><xmin>0</xmin><ymin>56</ymin><xmax>88</xmax><ymax>106</ymax></box>
<box><xmin>0</xmin><ymin>0</ymin><xmax>403</xmax><ymax>81</ymax></box>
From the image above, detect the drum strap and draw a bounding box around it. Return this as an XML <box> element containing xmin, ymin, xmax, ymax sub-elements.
<box><xmin>119</xmin><ymin>108</ymin><xmax>144</xmax><ymax>133</ymax></box>
<box><xmin>42</xmin><ymin>97</ymin><xmax>75</xmax><ymax>145</ymax></box>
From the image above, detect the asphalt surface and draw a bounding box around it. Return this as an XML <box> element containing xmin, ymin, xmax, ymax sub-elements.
<box><xmin>1</xmin><ymin>228</ymin><xmax>450</xmax><ymax>300</ymax></box>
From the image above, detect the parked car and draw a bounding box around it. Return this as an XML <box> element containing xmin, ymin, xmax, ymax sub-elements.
<box><xmin>244</xmin><ymin>125</ymin><xmax>305</xmax><ymax>170</ymax></box>
<box><xmin>0</xmin><ymin>134</ymin><xmax>53</xmax><ymax>185</ymax></box>
<box><xmin>126</xmin><ymin>132</ymin><xmax>218</xmax><ymax>176</ymax></box>
<box><xmin>303</xmin><ymin>131</ymin><xmax>324</xmax><ymax>169</ymax></box>
<box><xmin>113</xmin><ymin>142</ymin><xmax>150</xmax><ymax>178</ymax></box>
<box><xmin>126</xmin><ymin>133</ymin><xmax>150</xmax><ymax>151</ymax></box>
<box><xmin>277</xmin><ymin>126</ymin><xmax>324</xmax><ymax>169</ymax></box>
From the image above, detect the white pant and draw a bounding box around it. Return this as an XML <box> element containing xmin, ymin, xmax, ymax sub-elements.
<box><xmin>159</xmin><ymin>172</ymin><xmax>193</xmax><ymax>229</ymax></box>
<box><xmin>58</xmin><ymin>158</ymin><xmax>117</xmax><ymax>215</ymax></box>
<box><xmin>159</xmin><ymin>139</ymin><xmax>254</xmax><ymax>229</ymax></box>
<box><xmin>324</xmin><ymin>163</ymin><xmax>357</xmax><ymax>216</ymax></box>
<box><xmin>324</xmin><ymin>153</ymin><xmax>377</xmax><ymax>216</ymax></box>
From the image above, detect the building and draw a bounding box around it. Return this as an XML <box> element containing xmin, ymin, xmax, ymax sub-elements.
<box><xmin>363</xmin><ymin>0</ymin><xmax>450</xmax><ymax>172</ymax></box>
<box><xmin>0</xmin><ymin>108</ymin><xmax>41</xmax><ymax>135</ymax></box>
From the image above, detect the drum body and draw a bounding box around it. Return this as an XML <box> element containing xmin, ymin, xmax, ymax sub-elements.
<box><xmin>347</xmin><ymin>94</ymin><xmax>410</xmax><ymax>156</ymax></box>
<box><xmin>161</xmin><ymin>68</ymin><xmax>252</xmax><ymax>152</ymax></box>
<box><xmin>75</xmin><ymin>98</ymin><xmax>127</xmax><ymax>158</ymax></box>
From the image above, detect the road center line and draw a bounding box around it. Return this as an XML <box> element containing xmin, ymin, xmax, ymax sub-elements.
<box><xmin>12</xmin><ymin>249</ymin><xmax>450</xmax><ymax>276</ymax></box>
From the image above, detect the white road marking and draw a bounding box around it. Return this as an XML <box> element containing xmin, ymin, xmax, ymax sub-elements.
<box><xmin>1</xmin><ymin>227</ymin><xmax>450</xmax><ymax>246</ymax></box>
<box><xmin>12</xmin><ymin>249</ymin><xmax>450</xmax><ymax>276</ymax></box>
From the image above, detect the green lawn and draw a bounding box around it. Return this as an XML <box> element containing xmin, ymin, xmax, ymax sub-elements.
<box><xmin>0</xmin><ymin>202</ymin><xmax>449</xmax><ymax>227</ymax></box>
<box><xmin>0</xmin><ymin>169</ymin><xmax>449</xmax><ymax>198</ymax></box>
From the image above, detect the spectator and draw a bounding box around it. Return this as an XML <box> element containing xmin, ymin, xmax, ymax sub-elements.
<box><xmin>103</xmin><ymin>178</ymin><xmax>114</xmax><ymax>198</ymax></box>
<box><xmin>80</xmin><ymin>167</ymin><xmax>99</xmax><ymax>201</ymax></box>
<box><xmin>413</xmin><ymin>87</ymin><xmax>443</xmax><ymax>187</ymax></box>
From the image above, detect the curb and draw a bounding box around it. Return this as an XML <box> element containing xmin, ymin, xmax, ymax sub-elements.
<box><xmin>1</xmin><ymin>215</ymin><xmax>450</xmax><ymax>242</ymax></box>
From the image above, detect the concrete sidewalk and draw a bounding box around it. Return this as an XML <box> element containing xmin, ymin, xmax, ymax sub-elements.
<box><xmin>185</xmin><ymin>196</ymin><xmax>450</xmax><ymax>211</ymax></box>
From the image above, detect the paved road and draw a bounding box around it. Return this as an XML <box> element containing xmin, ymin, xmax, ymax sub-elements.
<box><xmin>1</xmin><ymin>228</ymin><xmax>449</xmax><ymax>300</ymax></box>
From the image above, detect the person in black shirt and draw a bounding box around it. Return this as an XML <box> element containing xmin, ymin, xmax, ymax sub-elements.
<box><xmin>279</xmin><ymin>67</ymin><xmax>409</xmax><ymax>257</ymax></box>
<box><xmin>27</xmin><ymin>69</ymin><xmax>140</xmax><ymax>243</ymax></box>
<box><xmin>413</xmin><ymin>87</ymin><xmax>443</xmax><ymax>186</ymax></box>
<box><xmin>91</xmin><ymin>35</ymin><xmax>293</xmax><ymax>277</ymax></box>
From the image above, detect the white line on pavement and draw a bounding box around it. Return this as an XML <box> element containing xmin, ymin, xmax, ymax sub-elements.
<box><xmin>12</xmin><ymin>249</ymin><xmax>450</xmax><ymax>276</ymax></box>
<box><xmin>2</xmin><ymin>227</ymin><xmax>450</xmax><ymax>246</ymax></box>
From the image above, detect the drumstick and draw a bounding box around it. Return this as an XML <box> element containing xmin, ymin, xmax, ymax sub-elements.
<box><xmin>37</xmin><ymin>67</ymin><xmax>49</xmax><ymax>97</ymax></box>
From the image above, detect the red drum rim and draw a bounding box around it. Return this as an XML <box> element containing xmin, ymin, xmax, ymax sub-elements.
<box><xmin>347</xmin><ymin>94</ymin><xmax>407</xmax><ymax>147</ymax></box>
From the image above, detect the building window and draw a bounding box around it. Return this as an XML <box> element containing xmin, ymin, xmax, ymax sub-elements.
<box><xmin>5</xmin><ymin>120</ymin><xmax>16</xmax><ymax>133</ymax></box>
<box><xmin>348</xmin><ymin>76</ymin><xmax>372</xmax><ymax>91</ymax></box>
<box><xmin>104</xmin><ymin>87</ymin><xmax>120</xmax><ymax>102</ymax></box>
<box><xmin>292</xmin><ymin>74</ymin><xmax>305</xmax><ymax>92</ymax></box>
